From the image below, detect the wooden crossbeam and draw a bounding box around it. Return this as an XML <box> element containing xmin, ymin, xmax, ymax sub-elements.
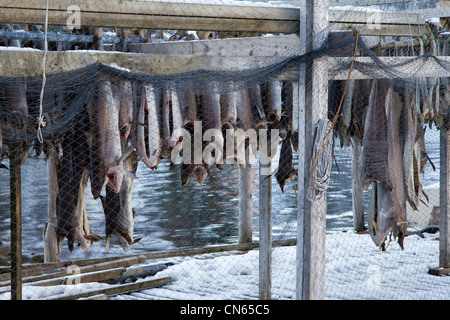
<box><xmin>332</xmin><ymin>23</ymin><xmax>429</xmax><ymax>37</ymax></box>
<box><xmin>0</xmin><ymin>43</ymin><xmax>449</xmax><ymax>80</ymax></box>
<box><xmin>329</xmin><ymin>56</ymin><xmax>450</xmax><ymax>80</ymax></box>
<box><xmin>0</xmin><ymin>0</ymin><xmax>299</xmax><ymax>34</ymax></box>
<box><xmin>49</xmin><ymin>277</ymin><xmax>172</xmax><ymax>300</ymax></box>
<box><xmin>0</xmin><ymin>0</ymin><xmax>434</xmax><ymax>36</ymax></box>
<box><xmin>0</xmin><ymin>47</ymin><xmax>292</xmax><ymax>78</ymax></box>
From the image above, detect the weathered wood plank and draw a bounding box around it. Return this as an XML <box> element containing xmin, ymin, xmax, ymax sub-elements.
<box><xmin>259</xmin><ymin>153</ymin><xmax>272</xmax><ymax>299</ymax></box>
<box><xmin>0</xmin><ymin>8</ymin><xmax>298</xmax><ymax>33</ymax></box>
<box><xmin>428</xmin><ymin>267</ymin><xmax>450</xmax><ymax>276</ymax></box>
<box><xmin>330</xmin><ymin>0</ymin><xmax>402</xmax><ymax>5</ymax></box>
<box><xmin>13</xmin><ymin>264</ymin><xmax>170</xmax><ymax>288</ymax></box>
<box><xmin>351</xmin><ymin>137</ymin><xmax>365</xmax><ymax>232</ymax></box>
<box><xmin>329</xmin><ymin>56</ymin><xmax>450</xmax><ymax>80</ymax></box>
<box><xmin>440</xmin><ymin>128</ymin><xmax>450</xmax><ymax>268</ymax></box>
<box><xmin>0</xmin><ymin>48</ymin><xmax>291</xmax><ymax>78</ymax></box>
<box><xmin>1</xmin><ymin>0</ymin><xmax>429</xmax><ymax>23</ymax></box>
<box><xmin>332</xmin><ymin>23</ymin><xmax>429</xmax><ymax>37</ymax></box>
<box><xmin>1</xmin><ymin>47</ymin><xmax>450</xmax><ymax>80</ymax></box>
<box><xmin>136</xmin><ymin>238</ymin><xmax>296</xmax><ymax>261</ymax></box>
<box><xmin>129</xmin><ymin>34</ymin><xmax>299</xmax><ymax>57</ymax></box>
<box><xmin>0</xmin><ymin>238</ymin><xmax>297</xmax><ymax>286</ymax></box>
<box><xmin>43</xmin><ymin>116</ymin><xmax>60</xmax><ymax>264</ymax></box>
<box><xmin>0</xmin><ymin>256</ymin><xmax>147</xmax><ymax>289</ymax></box>
<box><xmin>238</xmin><ymin>150</ymin><xmax>253</xmax><ymax>244</ymax></box>
<box><xmin>49</xmin><ymin>277</ymin><xmax>172</xmax><ymax>300</ymax></box>
<box><xmin>296</xmin><ymin>0</ymin><xmax>328</xmax><ymax>301</ymax></box>
<box><xmin>2</xmin><ymin>0</ymin><xmax>299</xmax><ymax>21</ymax></box>
<box><xmin>9</xmin><ymin>143</ymin><xmax>22</xmax><ymax>300</ymax></box>
<box><xmin>329</xmin><ymin>9</ymin><xmax>425</xmax><ymax>25</ymax></box>
<box><xmin>0</xmin><ymin>0</ymin><xmax>433</xmax><ymax>35</ymax></box>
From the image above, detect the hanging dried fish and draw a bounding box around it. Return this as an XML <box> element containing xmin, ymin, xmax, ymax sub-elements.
<box><xmin>385</xmin><ymin>87</ymin><xmax>407</xmax><ymax>249</ymax></box>
<box><xmin>178</xmin><ymin>88</ymin><xmax>198</xmax><ymax>127</ymax></box>
<box><xmin>261</xmin><ymin>81</ymin><xmax>282</xmax><ymax>124</ymax></box>
<box><xmin>87</xmin><ymin>80</ymin><xmax>124</xmax><ymax>199</ymax></box>
<box><xmin>116</xmin><ymin>80</ymin><xmax>133</xmax><ymax>141</ymax></box>
<box><xmin>179</xmin><ymin>122</ymin><xmax>208</xmax><ymax>186</ymax></box>
<box><xmin>137</xmin><ymin>84</ymin><xmax>161</xmax><ymax>169</ymax></box>
<box><xmin>56</xmin><ymin>124</ymin><xmax>96</xmax><ymax>252</ymax></box>
<box><xmin>101</xmin><ymin>149</ymin><xmax>140</xmax><ymax>251</ymax></box>
<box><xmin>236</xmin><ymin>89</ymin><xmax>253</xmax><ymax>131</ymax></box>
<box><xmin>401</xmin><ymin>88</ymin><xmax>418</xmax><ymax>211</ymax></box>
<box><xmin>362</xmin><ymin>80</ymin><xmax>390</xmax><ymax>191</ymax></box>
<box><xmin>275</xmin><ymin>132</ymin><xmax>295</xmax><ymax>193</ymax></box>
<box><xmin>247</xmin><ymin>84</ymin><xmax>267</xmax><ymax>129</ymax></box>
<box><xmin>199</xmin><ymin>93</ymin><xmax>224</xmax><ymax>167</ymax></box>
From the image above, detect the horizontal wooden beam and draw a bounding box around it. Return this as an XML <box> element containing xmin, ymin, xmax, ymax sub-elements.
<box><xmin>49</xmin><ymin>276</ymin><xmax>172</xmax><ymax>300</ymax></box>
<box><xmin>2</xmin><ymin>0</ymin><xmax>299</xmax><ymax>21</ymax></box>
<box><xmin>0</xmin><ymin>0</ymin><xmax>299</xmax><ymax>34</ymax></box>
<box><xmin>0</xmin><ymin>47</ymin><xmax>294</xmax><ymax>78</ymax></box>
<box><xmin>0</xmin><ymin>0</ymin><xmax>434</xmax><ymax>36</ymax></box>
<box><xmin>329</xmin><ymin>9</ymin><xmax>426</xmax><ymax>25</ymax></box>
<box><xmin>330</xmin><ymin>0</ymin><xmax>420</xmax><ymax>5</ymax></box>
<box><xmin>330</xmin><ymin>56</ymin><xmax>450</xmax><ymax>80</ymax></box>
<box><xmin>0</xmin><ymin>8</ymin><xmax>298</xmax><ymax>34</ymax></box>
<box><xmin>332</xmin><ymin>22</ymin><xmax>430</xmax><ymax>37</ymax></box>
<box><xmin>0</xmin><ymin>41</ymin><xmax>449</xmax><ymax>81</ymax></box>
<box><xmin>128</xmin><ymin>34</ymin><xmax>299</xmax><ymax>56</ymax></box>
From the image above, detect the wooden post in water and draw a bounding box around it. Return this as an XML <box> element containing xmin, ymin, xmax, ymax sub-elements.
<box><xmin>428</xmin><ymin>0</ymin><xmax>450</xmax><ymax>277</ymax></box>
<box><xmin>259</xmin><ymin>153</ymin><xmax>272</xmax><ymax>300</ymax></box>
<box><xmin>351</xmin><ymin>137</ymin><xmax>365</xmax><ymax>232</ymax></box>
<box><xmin>44</xmin><ymin>145</ymin><xmax>61</xmax><ymax>262</ymax></box>
<box><xmin>238</xmin><ymin>147</ymin><xmax>253</xmax><ymax>244</ymax></box>
<box><xmin>9</xmin><ymin>143</ymin><xmax>22</xmax><ymax>300</ymax></box>
<box><xmin>296</xmin><ymin>0</ymin><xmax>329</xmax><ymax>300</ymax></box>
<box><xmin>430</xmin><ymin>126</ymin><xmax>450</xmax><ymax>276</ymax></box>
<box><xmin>439</xmin><ymin>128</ymin><xmax>449</xmax><ymax>268</ymax></box>
<box><xmin>259</xmin><ymin>129</ymin><xmax>273</xmax><ymax>300</ymax></box>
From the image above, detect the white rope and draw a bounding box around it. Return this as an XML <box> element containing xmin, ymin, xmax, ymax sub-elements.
<box><xmin>37</xmin><ymin>0</ymin><xmax>50</xmax><ymax>144</ymax></box>
<box><xmin>307</xmin><ymin>119</ymin><xmax>333</xmax><ymax>202</ymax></box>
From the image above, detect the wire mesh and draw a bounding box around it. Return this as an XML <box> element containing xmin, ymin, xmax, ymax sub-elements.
<box><xmin>0</xmin><ymin>0</ymin><xmax>449</xmax><ymax>300</ymax></box>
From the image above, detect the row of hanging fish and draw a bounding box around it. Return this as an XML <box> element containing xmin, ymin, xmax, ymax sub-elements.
<box><xmin>328</xmin><ymin>40</ymin><xmax>449</xmax><ymax>250</ymax></box>
<box><xmin>131</xmin><ymin>80</ymin><xmax>296</xmax><ymax>186</ymax></box>
<box><xmin>0</xmin><ymin>75</ymin><xmax>298</xmax><ymax>253</ymax></box>
<box><xmin>331</xmin><ymin>77</ymin><xmax>440</xmax><ymax>250</ymax></box>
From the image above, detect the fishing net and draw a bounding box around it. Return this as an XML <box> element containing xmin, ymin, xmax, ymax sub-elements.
<box><xmin>0</xmin><ymin>0</ymin><xmax>449</xmax><ymax>301</ymax></box>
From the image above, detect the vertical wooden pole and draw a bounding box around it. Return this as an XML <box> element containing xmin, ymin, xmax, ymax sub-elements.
<box><xmin>259</xmin><ymin>153</ymin><xmax>272</xmax><ymax>300</ymax></box>
<box><xmin>238</xmin><ymin>147</ymin><xmax>253</xmax><ymax>244</ymax></box>
<box><xmin>9</xmin><ymin>143</ymin><xmax>22</xmax><ymax>300</ymax></box>
<box><xmin>296</xmin><ymin>0</ymin><xmax>329</xmax><ymax>300</ymax></box>
<box><xmin>351</xmin><ymin>137</ymin><xmax>365</xmax><ymax>232</ymax></box>
<box><xmin>44</xmin><ymin>145</ymin><xmax>61</xmax><ymax>262</ymax></box>
<box><xmin>439</xmin><ymin>128</ymin><xmax>449</xmax><ymax>268</ymax></box>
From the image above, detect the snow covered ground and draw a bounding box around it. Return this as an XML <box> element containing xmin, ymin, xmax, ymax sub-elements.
<box><xmin>2</xmin><ymin>230</ymin><xmax>448</xmax><ymax>300</ymax></box>
<box><xmin>127</xmin><ymin>231</ymin><xmax>449</xmax><ymax>300</ymax></box>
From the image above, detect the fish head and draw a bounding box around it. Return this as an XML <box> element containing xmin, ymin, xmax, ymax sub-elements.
<box><xmin>193</xmin><ymin>165</ymin><xmax>208</xmax><ymax>185</ymax></box>
<box><xmin>106</xmin><ymin>165</ymin><xmax>124</xmax><ymax>193</ymax></box>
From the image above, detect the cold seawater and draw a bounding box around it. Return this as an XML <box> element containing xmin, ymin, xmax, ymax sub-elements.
<box><xmin>0</xmin><ymin>129</ymin><xmax>441</xmax><ymax>260</ymax></box>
